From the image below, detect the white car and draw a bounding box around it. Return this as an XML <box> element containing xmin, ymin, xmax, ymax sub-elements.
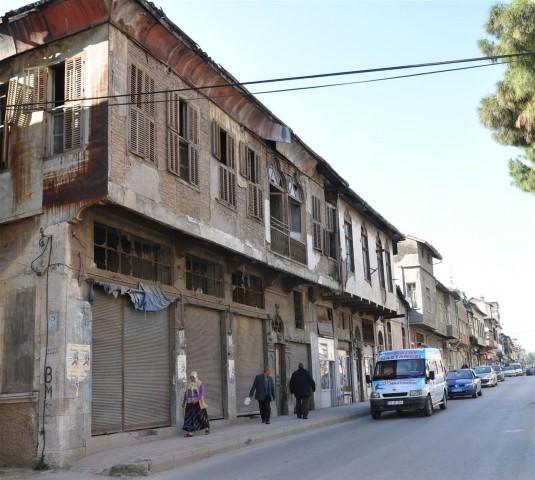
<box><xmin>474</xmin><ymin>365</ymin><xmax>498</xmax><ymax>387</ymax></box>
<box><xmin>509</xmin><ymin>363</ymin><xmax>523</xmax><ymax>376</ymax></box>
<box><xmin>503</xmin><ymin>365</ymin><xmax>517</xmax><ymax>377</ymax></box>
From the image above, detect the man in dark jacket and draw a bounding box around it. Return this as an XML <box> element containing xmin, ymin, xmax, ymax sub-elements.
<box><xmin>249</xmin><ymin>367</ymin><xmax>275</xmax><ymax>424</ymax></box>
<box><xmin>289</xmin><ymin>363</ymin><xmax>315</xmax><ymax>419</ymax></box>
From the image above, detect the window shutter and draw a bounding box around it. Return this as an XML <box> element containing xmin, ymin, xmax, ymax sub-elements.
<box><xmin>167</xmin><ymin>129</ymin><xmax>179</xmax><ymax>174</ymax></box>
<box><xmin>239</xmin><ymin>142</ymin><xmax>249</xmax><ymax>179</ymax></box>
<box><xmin>146</xmin><ymin>117</ymin><xmax>155</xmax><ymax>163</ymax></box>
<box><xmin>64</xmin><ymin>55</ymin><xmax>83</xmax><ymax>151</ymax></box>
<box><xmin>229</xmin><ymin>171</ymin><xmax>236</xmax><ymax>206</ymax></box>
<box><xmin>247</xmin><ymin>182</ymin><xmax>254</xmax><ymax>217</ymax></box>
<box><xmin>144</xmin><ymin>73</ymin><xmax>155</xmax><ymax>117</ymax></box>
<box><xmin>227</xmin><ymin>134</ymin><xmax>235</xmax><ymax>169</ymax></box>
<box><xmin>130</xmin><ymin>108</ymin><xmax>139</xmax><ymax>155</ymax></box>
<box><xmin>167</xmin><ymin>91</ymin><xmax>179</xmax><ymax>132</ymax></box>
<box><xmin>323</xmin><ymin>228</ymin><xmax>330</xmax><ymax>257</ymax></box>
<box><xmin>6</xmin><ymin>77</ymin><xmax>23</xmax><ymax>125</ymax></box>
<box><xmin>64</xmin><ymin>104</ymin><xmax>82</xmax><ymax>150</ymax></box>
<box><xmin>211</xmin><ymin>121</ymin><xmax>221</xmax><ymax>159</ymax></box>
<box><xmin>189</xmin><ymin>145</ymin><xmax>199</xmax><ymax>185</ymax></box>
<box><xmin>23</xmin><ymin>67</ymin><xmax>47</xmax><ymax>112</ymax></box>
<box><xmin>187</xmin><ymin>104</ymin><xmax>199</xmax><ymax>144</ymax></box>
<box><xmin>313</xmin><ymin>223</ymin><xmax>322</xmax><ymax>251</ymax></box>
<box><xmin>257</xmin><ymin>186</ymin><xmax>264</xmax><ymax>219</ymax></box>
<box><xmin>130</xmin><ymin>64</ymin><xmax>138</xmax><ymax>104</ymax></box>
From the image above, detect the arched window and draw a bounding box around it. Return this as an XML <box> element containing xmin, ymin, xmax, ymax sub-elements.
<box><xmin>361</xmin><ymin>225</ymin><xmax>371</xmax><ymax>281</ymax></box>
<box><xmin>378</xmin><ymin>331</ymin><xmax>384</xmax><ymax>352</ymax></box>
<box><xmin>376</xmin><ymin>237</ymin><xmax>385</xmax><ymax>289</ymax></box>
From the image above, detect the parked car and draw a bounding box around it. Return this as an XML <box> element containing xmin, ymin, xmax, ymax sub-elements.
<box><xmin>474</xmin><ymin>365</ymin><xmax>498</xmax><ymax>387</ymax></box>
<box><xmin>503</xmin><ymin>365</ymin><xmax>517</xmax><ymax>377</ymax></box>
<box><xmin>508</xmin><ymin>363</ymin><xmax>523</xmax><ymax>376</ymax></box>
<box><xmin>446</xmin><ymin>369</ymin><xmax>482</xmax><ymax>399</ymax></box>
<box><xmin>525</xmin><ymin>367</ymin><xmax>535</xmax><ymax>376</ymax></box>
<box><xmin>492</xmin><ymin>365</ymin><xmax>505</xmax><ymax>382</ymax></box>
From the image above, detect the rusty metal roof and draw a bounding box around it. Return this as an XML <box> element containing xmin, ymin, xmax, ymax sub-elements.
<box><xmin>1</xmin><ymin>0</ymin><xmax>404</xmax><ymax>237</ymax></box>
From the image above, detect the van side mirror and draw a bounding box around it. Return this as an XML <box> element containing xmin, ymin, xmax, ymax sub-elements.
<box><xmin>365</xmin><ymin>374</ymin><xmax>371</xmax><ymax>384</ymax></box>
<box><xmin>428</xmin><ymin>371</ymin><xmax>435</xmax><ymax>381</ymax></box>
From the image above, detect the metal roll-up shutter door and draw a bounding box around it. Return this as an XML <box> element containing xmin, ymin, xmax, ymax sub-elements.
<box><xmin>124</xmin><ymin>303</ymin><xmax>170</xmax><ymax>430</ymax></box>
<box><xmin>234</xmin><ymin>315</ymin><xmax>264</xmax><ymax>415</ymax></box>
<box><xmin>290</xmin><ymin>342</ymin><xmax>310</xmax><ymax>372</ymax></box>
<box><xmin>184</xmin><ymin>306</ymin><xmax>224</xmax><ymax>419</ymax></box>
<box><xmin>92</xmin><ymin>289</ymin><xmax>123</xmax><ymax>435</ymax></box>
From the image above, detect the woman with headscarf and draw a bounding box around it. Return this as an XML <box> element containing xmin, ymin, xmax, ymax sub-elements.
<box><xmin>182</xmin><ymin>371</ymin><xmax>210</xmax><ymax>437</ymax></box>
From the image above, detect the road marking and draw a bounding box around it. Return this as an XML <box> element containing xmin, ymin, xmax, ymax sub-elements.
<box><xmin>503</xmin><ymin>429</ymin><xmax>524</xmax><ymax>433</ymax></box>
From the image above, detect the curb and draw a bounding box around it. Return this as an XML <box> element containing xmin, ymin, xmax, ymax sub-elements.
<box><xmin>103</xmin><ymin>408</ymin><xmax>369</xmax><ymax>476</ymax></box>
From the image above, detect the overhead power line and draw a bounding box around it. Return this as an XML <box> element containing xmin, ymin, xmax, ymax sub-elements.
<box><xmin>4</xmin><ymin>51</ymin><xmax>529</xmax><ymax>109</ymax></box>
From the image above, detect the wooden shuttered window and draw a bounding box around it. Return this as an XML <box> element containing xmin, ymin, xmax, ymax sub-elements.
<box><xmin>130</xmin><ymin>63</ymin><xmax>155</xmax><ymax>163</ymax></box>
<box><xmin>166</xmin><ymin>92</ymin><xmax>199</xmax><ymax>185</ymax></box>
<box><xmin>64</xmin><ymin>55</ymin><xmax>83</xmax><ymax>151</ymax></box>
<box><xmin>323</xmin><ymin>204</ymin><xmax>338</xmax><ymax>259</ymax></box>
<box><xmin>212</xmin><ymin>120</ymin><xmax>236</xmax><ymax>206</ymax></box>
<box><xmin>247</xmin><ymin>183</ymin><xmax>263</xmax><ymax>220</ymax></box>
<box><xmin>312</xmin><ymin>195</ymin><xmax>322</xmax><ymax>251</ymax></box>
<box><xmin>241</xmin><ymin>142</ymin><xmax>263</xmax><ymax>219</ymax></box>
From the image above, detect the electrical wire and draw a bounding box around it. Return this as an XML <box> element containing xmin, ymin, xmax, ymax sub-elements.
<box><xmin>18</xmin><ymin>58</ymin><xmax>517</xmax><ymax>114</ymax></box>
<box><xmin>4</xmin><ymin>51</ymin><xmax>531</xmax><ymax>110</ymax></box>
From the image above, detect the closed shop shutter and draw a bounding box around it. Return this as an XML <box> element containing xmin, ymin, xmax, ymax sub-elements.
<box><xmin>234</xmin><ymin>315</ymin><xmax>264</xmax><ymax>415</ymax></box>
<box><xmin>124</xmin><ymin>303</ymin><xmax>170</xmax><ymax>430</ymax></box>
<box><xmin>92</xmin><ymin>290</ymin><xmax>171</xmax><ymax>435</ymax></box>
<box><xmin>184</xmin><ymin>306</ymin><xmax>224</xmax><ymax>419</ymax></box>
<box><xmin>92</xmin><ymin>289</ymin><xmax>123</xmax><ymax>435</ymax></box>
<box><xmin>290</xmin><ymin>342</ymin><xmax>310</xmax><ymax>372</ymax></box>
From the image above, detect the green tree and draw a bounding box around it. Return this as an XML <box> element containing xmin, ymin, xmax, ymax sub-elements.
<box><xmin>479</xmin><ymin>0</ymin><xmax>535</xmax><ymax>192</ymax></box>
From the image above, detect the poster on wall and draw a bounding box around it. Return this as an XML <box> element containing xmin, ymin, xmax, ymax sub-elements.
<box><xmin>66</xmin><ymin>344</ymin><xmax>91</xmax><ymax>381</ymax></box>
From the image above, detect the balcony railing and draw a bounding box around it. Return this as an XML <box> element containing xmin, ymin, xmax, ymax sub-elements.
<box><xmin>270</xmin><ymin>217</ymin><xmax>307</xmax><ymax>265</ymax></box>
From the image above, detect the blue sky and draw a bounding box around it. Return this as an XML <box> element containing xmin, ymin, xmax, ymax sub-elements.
<box><xmin>3</xmin><ymin>0</ymin><xmax>534</xmax><ymax>351</ymax></box>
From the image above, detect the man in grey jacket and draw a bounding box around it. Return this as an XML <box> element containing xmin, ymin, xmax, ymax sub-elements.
<box><xmin>249</xmin><ymin>367</ymin><xmax>275</xmax><ymax>424</ymax></box>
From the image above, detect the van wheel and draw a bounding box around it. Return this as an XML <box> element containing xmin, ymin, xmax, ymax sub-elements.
<box><xmin>371</xmin><ymin>411</ymin><xmax>381</xmax><ymax>419</ymax></box>
<box><xmin>439</xmin><ymin>392</ymin><xmax>447</xmax><ymax>410</ymax></box>
<box><xmin>422</xmin><ymin>395</ymin><xmax>433</xmax><ymax>417</ymax></box>
<box><xmin>478</xmin><ymin>389</ymin><xmax>482</xmax><ymax>397</ymax></box>
<box><xmin>472</xmin><ymin>390</ymin><xmax>477</xmax><ymax>398</ymax></box>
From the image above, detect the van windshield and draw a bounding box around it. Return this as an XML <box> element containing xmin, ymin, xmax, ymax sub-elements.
<box><xmin>373</xmin><ymin>359</ymin><xmax>425</xmax><ymax>380</ymax></box>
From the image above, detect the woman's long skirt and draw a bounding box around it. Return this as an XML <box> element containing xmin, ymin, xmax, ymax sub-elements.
<box><xmin>183</xmin><ymin>402</ymin><xmax>210</xmax><ymax>432</ymax></box>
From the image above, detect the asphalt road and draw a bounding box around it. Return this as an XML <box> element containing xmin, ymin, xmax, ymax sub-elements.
<box><xmin>154</xmin><ymin>376</ymin><xmax>535</xmax><ymax>480</ymax></box>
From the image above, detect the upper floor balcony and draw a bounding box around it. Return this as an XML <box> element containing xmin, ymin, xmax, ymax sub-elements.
<box><xmin>445</xmin><ymin>323</ymin><xmax>459</xmax><ymax>340</ymax></box>
<box><xmin>270</xmin><ymin>216</ymin><xmax>307</xmax><ymax>265</ymax></box>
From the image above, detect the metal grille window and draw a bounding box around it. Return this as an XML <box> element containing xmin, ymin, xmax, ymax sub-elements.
<box><xmin>212</xmin><ymin>121</ymin><xmax>236</xmax><ymax>206</ymax></box>
<box><xmin>167</xmin><ymin>93</ymin><xmax>199</xmax><ymax>185</ymax></box>
<box><xmin>323</xmin><ymin>204</ymin><xmax>338</xmax><ymax>259</ymax></box>
<box><xmin>312</xmin><ymin>196</ymin><xmax>322</xmax><ymax>251</ymax></box>
<box><xmin>361</xmin><ymin>225</ymin><xmax>371</xmax><ymax>282</ymax></box>
<box><xmin>362</xmin><ymin>319</ymin><xmax>375</xmax><ymax>344</ymax></box>
<box><xmin>93</xmin><ymin>223</ymin><xmax>172</xmax><ymax>284</ymax></box>
<box><xmin>293</xmin><ymin>290</ymin><xmax>304</xmax><ymax>329</ymax></box>
<box><xmin>231</xmin><ymin>272</ymin><xmax>264</xmax><ymax>308</ymax></box>
<box><xmin>129</xmin><ymin>63</ymin><xmax>155</xmax><ymax>163</ymax></box>
<box><xmin>376</xmin><ymin>238</ymin><xmax>386</xmax><ymax>289</ymax></box>
<box><xmin>186</xmin><ymin>255</ymin><xmax>223</xmax><ymax>297</ymax></box>
<box><xmin>344</xmin><ymin>220</ymin><xmax>355</xmax><ymax>273</ymax></box>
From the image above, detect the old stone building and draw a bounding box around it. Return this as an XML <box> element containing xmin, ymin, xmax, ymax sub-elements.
<box><xmin>0</xmin><ymin>0</ymin><xmax>404</xmax><ymax>467</ymax></box>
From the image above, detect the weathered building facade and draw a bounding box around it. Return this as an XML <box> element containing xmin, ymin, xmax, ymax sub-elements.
<box><xmin>0</xmin><ymin>0</ymin><xmax>404</xmax><ymax>467</ymax></box>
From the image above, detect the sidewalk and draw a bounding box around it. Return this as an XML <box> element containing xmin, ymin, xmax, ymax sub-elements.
<box><xmin>0</xmin><ymin>403</ymin><xmax>369</xmax><ymax>479</ymax></box>
<box><xmin>75</xmin><ymin>402</ymin><xmax>369</xmax><ymax>476</ymax></box>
